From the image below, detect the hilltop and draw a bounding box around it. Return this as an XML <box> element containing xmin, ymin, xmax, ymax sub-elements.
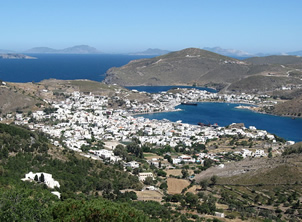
<box><xmin>104</xmin><ymin>47</ymin><xmax>302</xmax><ymax>93</ymax></box>
<box><xmin>105</xmin><ymin>48</ymin><xmax>247</xmax><ymax>87</ymax></box>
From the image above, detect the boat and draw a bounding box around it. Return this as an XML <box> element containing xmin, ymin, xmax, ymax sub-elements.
<box><xmin>181</xmin><ymin>102</ymin><xmax>197</xmax><ymax>106</ymax></box>
<box><xmin>198</xmin><ymin>122</ymin><xmax>211</xmax><ymax>127</ymax></box>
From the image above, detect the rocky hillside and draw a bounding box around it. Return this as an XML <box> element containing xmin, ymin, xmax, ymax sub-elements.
<box><xmin>244</xmin><ymin>55</ymin><xmax>302</xmax><ymax>65</ymax></box>
<box><xmin>105</xmin><ymin>48</ymin><xmax>248</xmax><ymax>87</ymax></box>
<box><xmin>271</xmin><ymin>94</ymin><xmax>302</xmax><ymax>117</ymax></box>
<box><xmin>104</xmin><ymin>48</ymin><xmax>302</xmax><ymax>93</ymax></box>
<box><xmin>0</xmin><ymin>84</ymin><xmax>38</xmax><ymax>114</ymax></box>
<box><xmin>0</xmin><ymin>79</ymin><xmax>150</xmax><ymax>115</ymax></box>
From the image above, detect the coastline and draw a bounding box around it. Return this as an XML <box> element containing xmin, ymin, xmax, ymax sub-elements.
<box><xmin>133</xmin><ymin>100</ymin><xmax>302</xmax><ymax>122</ymax></box>
<box><xmin>131</xmin><ymin>108</ymin><xmax>182</xmax><ymax>116</ymax></box>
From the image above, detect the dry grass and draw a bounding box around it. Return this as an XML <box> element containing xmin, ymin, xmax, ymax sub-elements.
<box><xmin>167</xmin><ymin>178</ymin><xmax>190</xmax><ymax>194</ymax></box>
<box><xmin>165</xmin><ymin>169</ymin><xmax>194</xmax><ymax>177</ymax></box>
<box><xmin>143</xmin><ymin>153</ymin><xmax>163</xmax><ymax>161</ymax></box>
<box><xmin>135</xmin><ymin>190</ymin><xmax>163</xmax><ymax>202</ymax></box>
<box><xmin>186</xmin><ymin>185</ymin><xmax>200</xmax><ymax>194</ymax></box>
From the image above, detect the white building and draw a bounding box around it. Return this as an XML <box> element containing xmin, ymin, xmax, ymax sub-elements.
<box><xmin>138</xmin><ymin>172</ymin><xmax>154</xmax><ymax>181</ymax></box>
<box><xmin>125</xmin><ymin>161</ymin><xmax>140</xmax><ymax>169</ymax></box>
<box><xmin>22</xmin><ymin>172</ymin><xmax>60</xmax><ymax>189</ymax></box>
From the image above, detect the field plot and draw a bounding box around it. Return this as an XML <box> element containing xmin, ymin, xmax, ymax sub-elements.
<box><xmin>165</xmin><ymin>169</ymin><xmax>193</xmax><ymax>177</ymax></box>
<box><xmin>143</xmin><ymin>152</ymin><xmax>163</xmax><ymax>160</ymax></box>
<box><xmin>167</xmin><ymin>178</ymin><xmax>190</xmax><ymax>194</ymax></box>
<box><xmin>135</xmin><ymin>190</ymin><xmax>163</xmax><ymax>202</ymax></box>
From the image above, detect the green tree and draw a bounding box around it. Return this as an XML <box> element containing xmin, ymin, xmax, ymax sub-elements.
<box><xmin>52</xmin><ymin>198</ymin><xmax>151</xmax><ymax>221</ymax></box>
<box><xmin>160</xmin><ymin>182</ymin><xmax>168</xmax><ymax>190</ymax></box>
<box><xmin>0</xmin><ymin>147</ymin><xmax>9</xmax><ymax>159</ymax></box>
<box><xmin>200</xmin><ymin>180</ymin><xmax>209</xmax><ymax>190</ymax></box>
<box><xmin>210</xmin><ymin>175</ymin><xmax>218</xmax><ymax>185</ymax></box>
<box><xmin>39</xmin><ymin>173</ymin><xmax>45</xmax><ymax>183</ymax></box>
<box><xmin>144</xmin><ymin>177</ymin><xmax>154</xmax><ymax>185</ymax></box>
<box><xmin>133</xmin><ymin>168</ymin><xmax>140</xmax><ymax>175</ymax></box>
<box><xmin>157</xmin><ymin>169</ymin><xmax>167</xmax><ymax>177</ymax></box>
<box><xmin>185</xmin><ymin>192</ymin><xmax>199</xmax><ymax>209</ymax></box>
<box><xmin>0</xmin><ymin>188</ymin><xmax>56</xmax><ymax>221</ymax></box>
<box><xmin>181</xmin><ymin>169</ymin><xmax>189</xmax><ymax>179</ymax></box>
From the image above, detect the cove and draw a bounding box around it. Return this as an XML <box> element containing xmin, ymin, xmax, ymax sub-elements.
<box><xmin>139</xmin><ymin>102</ymin><xmax>302</xmax><ymax>142</ymax></box>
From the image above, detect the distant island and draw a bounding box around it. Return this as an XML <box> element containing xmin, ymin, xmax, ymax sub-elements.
<box><xmin>25</xmin><ymin>45</ymin><xmax>101</xmax><ymax>54</ymax></box>
<box><xmin>203</xmin><ymin>46</ymin><xmax>254</xmax><ymax>58</ymax></box>
<box><xmin>129</xmin><ymin>48</ymin><xmax>171</xmax><ymax>56</ymax></box>
<box><xmin>0</xmin><ymin>53</ymin><xmax>37</xmax><ymax>59</ymax></box>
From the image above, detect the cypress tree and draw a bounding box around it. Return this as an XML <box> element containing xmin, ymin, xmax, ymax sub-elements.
<box><xmin>39</xmin><ymin>173</ymin><xmax>45</xmax><ymax>183</ymax></box>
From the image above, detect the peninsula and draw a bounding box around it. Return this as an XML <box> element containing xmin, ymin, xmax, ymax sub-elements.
<box><xmin>0</xmin><ymin>53</ymin><xmax>37</xmax><ymax>59</ymax></box>
<box><xmin>104</xmin><ymin>48</ymin><xmax>302</xmax><ymax>94</ymax></box>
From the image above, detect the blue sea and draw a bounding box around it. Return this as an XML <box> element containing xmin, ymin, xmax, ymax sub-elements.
<box><xmin>0</xmin><ymin>54</ymin><xmax>154</xmax><ymax>83</ymax></box>
<box><xmin>0</xmin><ymin>54</ymin><xmax>301</xmax><ymax>142</ymax></box>
<box><xmin>140</xmin><ymin>102</ymin><xmax>302</xmax><ymax>142</ymax></box>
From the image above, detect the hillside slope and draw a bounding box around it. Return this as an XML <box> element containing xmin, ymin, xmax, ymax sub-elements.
<box><xmin>0</xmin><ymin>123</ymin><xmax>153</xmax><ymax>221</ymax></box>
<box><xmin>271</xmin><ymin>94</ymin><xmax>302</xmax><ymax>117</ymax></box>
<box><xmin>245</xmin><ymin>55</ymin><xmax>302</xmax><ymax>65</ymax></box>
<box><xmin>105</xmin><ymin>48</ymin><xmax>249</xmax><ymax>87</ymax></box>
<box><xmin>104</xmin><ymin>48</ymin><xmax>299</xmax><ymax>93</ymax></box>
<box><xmin>0</xmin><ymin>85</ymin><xmax>38</xmax><ymax>114</ymax></box>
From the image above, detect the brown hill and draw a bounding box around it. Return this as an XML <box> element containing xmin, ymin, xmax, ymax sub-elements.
<box><xmin>244</xmin><ymin>55</ymin><xmax>302</xmax><ymax>65</ymax></box>
<box><xmin>226</xmin><ymin>75</ymin><xmax>302</xmax><ymax>93</ymax></box>
<box><xmin>0</xmin><ymin>79</ymin><xmax>149</xmax><ymax>115</ymax></box>
<box><xmin>0</xmin><ymin>84</ymin><xmax>38</xmax><ymax>114</ymax></box>
<box><xmin>104</xmin><ymin>48</ymin><xmax>298</xmax><ymax>93</ymax></box>
<box><xmin>271</xmin><ymin>94</ymin><xmax>302</xmax><ymax>117</ymax></box>
<box><xmin>195</xmin><ymin>154</ymin><xmax>302</xmax><ymax>185</ymax></box>
<box><xmin>105</xmin><ymin>48</ymin><xmax>250</xmax><ymax>87</ymax></box>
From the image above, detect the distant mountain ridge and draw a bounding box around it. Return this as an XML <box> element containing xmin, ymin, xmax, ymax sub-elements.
<box><xmin>202</xmin><ymin>46</ymin><xmax>302</xmax><ymax>58</ymax></box>
<box><xmin>129</xmin><ymin>48</ymin><xmax>171</xmax><ymax>55</ymax></box>
<box><xmin>203</xmin><ymin>46</ymin><xmax>254</xmax><ymax>58</ymax></box>
<box><xmin>25</xmin><ymin>45</ymin><xmax>101</xmax><ymax>54</ymax></box>
<box><xmin>287</xmin><ymin>50</ymin><xmax>302</xmax><ymax>57</ymax></box>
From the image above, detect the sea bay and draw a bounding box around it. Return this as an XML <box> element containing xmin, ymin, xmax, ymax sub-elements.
<box><xmin>0</xmin><ymin>54</ymin><xmax>153</xmax><ymax>83</ymax></box>
<box><xmin>139</xmin><ymin>102</ymin><xmax>302</xmax><ymax>142</ymax></box>
<box><xmin>0</xmin><ymin>54</ymin><xmax>301</xmax><ymax>142</ymax></box>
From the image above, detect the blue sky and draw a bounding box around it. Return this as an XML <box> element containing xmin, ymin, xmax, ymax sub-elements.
<box><xmin>1</xmin><ymin>0</ymin><xmax>302</xmax><ymax>53</ymax></box>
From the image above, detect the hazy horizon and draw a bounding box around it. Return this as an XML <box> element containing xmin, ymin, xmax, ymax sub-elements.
<box><xmin>1</xmin><ymin>0</ymin><xmax>302</xmax><ymax>54</ymax></box>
